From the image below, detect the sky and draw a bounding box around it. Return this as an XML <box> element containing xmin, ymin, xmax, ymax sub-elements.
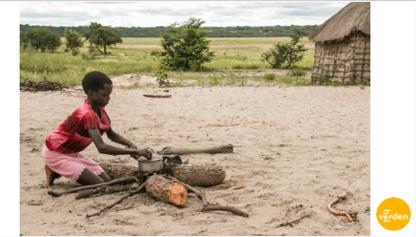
<box><xmin>20</xmin><ymin>1</ymin><xmax>350</xmax><ymax>27</ymax></box>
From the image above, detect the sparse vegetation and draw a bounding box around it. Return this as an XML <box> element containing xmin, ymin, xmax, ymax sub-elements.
<box><xmin>20</xmin><ymin>37</ymin><xmax>315</xmax><ymax>87</ymax></box>
<box><xmin>155</xmin><ymin>67</ymin><xmax>170</xmax><ymax>87</ymax></box>
<box><xmin>263</xmin><ymin>73</ymin><xmax>277</xmax><ymax>81</ymax></box>
<box><xmin>290</xmin><ymin>68</ymin><xmax>306</xmax><ymax>77</ymax></box>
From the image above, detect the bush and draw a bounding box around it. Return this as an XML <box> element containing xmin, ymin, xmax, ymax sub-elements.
<box><xmin>160</xmin><ymin>18</ymin><xmax>214</xmax><ymax>71</ymax></box>
<box><xmin>261</xmin><ymin>29</ymin><xmax>307</xmax><ymax>69</ymax></box>
<box><xmin>290</xmin><ymin>68</ymin><xmax>306</xmax><ymax>77</ymax></box>
<box><xmin>263</xmin><ymin>73</ymin><xmax>277</xmax><ymax>81</ymax></box>
<box><xmin>20</xmin><ymin>27</ymin><xmax>61</xmax><ymax>52</ymax></box>
<box><xmin>155</xmin><ymin>68</ymin><xmax>170</xmax><ymax>87</ymax></box>
<box><xmin>64</xmin><ymin>28</ymin><xmax>83</xmax><ymax>56</ymax></box>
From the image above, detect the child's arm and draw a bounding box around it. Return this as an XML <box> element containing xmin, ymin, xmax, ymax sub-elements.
<box><xmin>88</xmin><ymin>128</ymin><xmax>152</xmax><ymax>159</ymax></box>
<box><xmin>106</xmin><ymin>127</ymin><xmax>137</xmax><ymax>148</ymax></box>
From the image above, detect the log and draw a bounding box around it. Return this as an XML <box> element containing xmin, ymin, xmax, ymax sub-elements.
<box><xmin>100</xmin><ymin>163</ymin><xmax>138</xmax><ymax>179</ymax></box>
<box><xmin>166</xmin><ymin>164</ymin><xmax>225</xmax><ymax>187</ymax></box>
<box><xmin>158</xmin><ymin>144</ymin><xmax>233</xmax><ymax>155</ymax></box>
<box><xmin>145</xmin><ymin>175</ymin><xmax>188</xmax><ymax>207</ymax></box>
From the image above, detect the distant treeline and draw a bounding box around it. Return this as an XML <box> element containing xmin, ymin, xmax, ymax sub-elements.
<box><xmin>20</xmin><ymin>24</ymin><xmax>318</xmax><ymax>38</ymax></box>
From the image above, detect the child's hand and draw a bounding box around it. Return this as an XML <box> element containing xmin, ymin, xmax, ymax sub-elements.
<box><xmin>138</xmin><ymin>148</ymin><xmax>153</xmax><ymax>160</ymax></box>
<box><xmin>125</xmin><ymin>143</ymin><xmax>140</xmax><ymax>159</ymax></box>
<box><xmin>131</xmin><ymin>148</ymin><xmax>152</xmax><ymax>160</ymax></box>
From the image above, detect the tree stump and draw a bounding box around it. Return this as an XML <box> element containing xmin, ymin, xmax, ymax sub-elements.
<box><xmin>145</xmin><ymin>175</ymin><xmax>188</xmax><ymax>207</ymax></box>
<box><xmin>166</xmin><ymin>164</ymin><xmax>226</xmax><ymax>187</ymax></box>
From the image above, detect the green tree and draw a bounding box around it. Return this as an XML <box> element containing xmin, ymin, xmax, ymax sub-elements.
<box><xmin>261</xmin><ymin>29</ymin><xmax>307</xmax><ymax>69</ymax></box>
<box><xmin>20</xmin><ymin>27</ymin><xmax>61</xmax><ymax>52</ymax></box>
<box><xmin>85</xmin><ymin>22</ymin><xmax>122</xmax><ymax>55</ymax></box>
<box><xmin>64</xmin><ymin>28</ymin><xmax>83</xmax><ymax>56</ymax></box>
<box><xmin>160</xmin><ymin>18</ymin><xmax>214</xmax><ymax>71</ymax></box>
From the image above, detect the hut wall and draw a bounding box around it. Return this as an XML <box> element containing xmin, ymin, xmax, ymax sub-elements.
<box><xmin>311</xmin><ymin>33</ymin><xmax>370</xmax><ymax>84</ymax></box>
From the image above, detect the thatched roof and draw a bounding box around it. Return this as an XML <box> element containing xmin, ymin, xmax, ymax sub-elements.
<box><xmin>310</xmin><ymin>2</ymin><xmax>370</xmax><ymax>42</ymax></box>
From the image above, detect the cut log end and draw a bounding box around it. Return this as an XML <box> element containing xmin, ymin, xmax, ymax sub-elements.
<box><xmin>168</xmin><ymin>183</ymin><xmax>188</xmax><ymax>206</ymax></box>
<box><xmin>146</xmin><ymin>175</ymin><xmax>188</xmax><ymax>207</ymax></box>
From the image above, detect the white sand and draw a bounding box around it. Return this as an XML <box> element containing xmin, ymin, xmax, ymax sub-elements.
<box><xmin>20</xmin><ymin>86</ymin><xmax>369</xmax><ymax>235</ymax></box>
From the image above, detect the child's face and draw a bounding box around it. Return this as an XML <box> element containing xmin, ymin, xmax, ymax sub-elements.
<box><xmin>89</xmin><ymin>83</ymin><xmax>113</xmax><ymax>107</ymax></box>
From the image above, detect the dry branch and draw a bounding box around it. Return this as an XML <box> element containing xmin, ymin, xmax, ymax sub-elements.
<box><xmin>86</xmin><ymin>181</ymin><xmax>147</xmax><ymax>218</ymax></box>
<box><xmin>158</xmin><ymin>144</ymin><xmax>233</xmax><ymax>155</ymax></box>
<box><xmin>47</xmin><ymin>176</ymin><xmax>137</xmax><ymax>197</ymax></box>
<box><xmin>275</xmin><ymin>212</ymin><xmax>312</xmax><ymax>228</ymax></box>
<box><xmin>165</xmin><ymin>175</ymin><xmax>248</xmax><ymax>217</ymax></box>
<box><xmin>76</xmin><ymin>183</ymin><xmax>139</xmax><ymax>199</ymax></box>
<box><xmin>327</xmin><ymin>192</ymin><xmax>357</xmax><ymax>222</ymax></box>
<box><xmin>199</xmin><ymin>204</ymin><xmax>249</xmax><ymax>217</ymax></box>
<box><xmin>143</xmin><ymin>94</ymin><xmax>172</xmax><ymax>98</ymax></box>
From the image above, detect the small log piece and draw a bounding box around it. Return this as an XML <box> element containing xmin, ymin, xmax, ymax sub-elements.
<box><xmin>158</xmin><ymin>144</ymin><xmax>233</xmax><ymax>155</ymax></box>
<box><xmin>145</xmin><ymin>175</ymin><xmax>188</xmax><ymax>207</ymax></box>
<box><xmin>166</xmin><ymin>164</ymin><xmax>225</xmax><ymax>187</ymax></box>
<box><xmin>100</xmin><ymin>163</ymin><xmax>138</xmax><ymax>179</ymax></box>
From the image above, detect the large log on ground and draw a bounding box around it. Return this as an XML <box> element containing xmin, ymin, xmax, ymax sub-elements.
<box><xmin>100</xmin><ymin>163</ymin><xmax>138</xmax><ymax>179</ymax></box>
<box><xmin>145</xmin><ymin>175</ymin><xmax>188</xmax><ymax>207</ymax></box>
<box><xmin>166</xmin><ymin>164</ymin><xmax>225</xmax><ymax>187</ymax></box>
<box><xmin>158</xmin><ymin>144</ymin><xmax>233</xmax><ymax>155</ymax></box>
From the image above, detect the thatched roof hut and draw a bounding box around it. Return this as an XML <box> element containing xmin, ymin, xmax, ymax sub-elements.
<box><xmin>310</xmin><ymin>2</ymin><xmax>370</xmax><ymax>84</ymax></box>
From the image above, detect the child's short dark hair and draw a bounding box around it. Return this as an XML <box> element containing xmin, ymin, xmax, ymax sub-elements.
<box><xmin>82</xmin><ymin>71</ymin><xmax>112</xmax><ymax>93</ymax></box>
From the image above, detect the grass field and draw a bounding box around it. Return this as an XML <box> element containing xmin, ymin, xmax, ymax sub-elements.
<box><xmin>20</xmin><ymin>37</ymin><xmax>315</xmax><ymax>87</ymax></box>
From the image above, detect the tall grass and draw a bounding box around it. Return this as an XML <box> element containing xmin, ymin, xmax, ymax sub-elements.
<box><xmin>20</xmin><ymin>37</ymin><xmax>315</xmax><ymax>86</ymax></box>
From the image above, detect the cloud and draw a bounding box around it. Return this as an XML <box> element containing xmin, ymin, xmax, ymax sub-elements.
<box><xmin>20</xmin><ymin>1</ymin><xmax>350</xmax><ymax>27</ymax></box>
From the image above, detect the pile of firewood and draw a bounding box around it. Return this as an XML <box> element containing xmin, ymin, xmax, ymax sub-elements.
<box><xmin>48</xmin><ymin>144</ymin><xmax>249</xmax><ymax>218</ymax></box>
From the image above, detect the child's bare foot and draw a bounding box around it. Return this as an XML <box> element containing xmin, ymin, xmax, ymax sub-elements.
<box><xmin>45</xmin><ymin>165</ymin><xmax>61</xmax><ymax>186</ymax></box>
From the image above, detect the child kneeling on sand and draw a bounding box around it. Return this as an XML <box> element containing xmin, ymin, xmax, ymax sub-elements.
<box><xmin>42</xmin><ymin>71</ymin><xmax>152</xmax><ymax>186</ymax></box>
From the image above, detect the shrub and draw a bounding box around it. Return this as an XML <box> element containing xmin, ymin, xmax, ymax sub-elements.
<box><xmin>160</xmin><ymin>18</ymin><xmax>214</xmax><ymax>71</ymax></box>
<box><xmin>290</xmin><ymin>68</ymin><xmax>306</xmax><ymax>77</ymax></box>
<box><xmin>64</xmin><ymin>28</ymin><xmax>83</xmax><ymax>56</ymax></box>
<box><xmin>261</xmin><ymin>29</ymin><xmax>307</xmax><ymax>69</ymax></box>
<box><xmin>155</xmin><ymin>67</ymin><xmax>170</xmax><ymax>87</ymax></box>
<box><xmin>263</xmin><ymin>73</ymin><xmax>277</xmax><ymax>81</ymax></box>
<box><xmin>20</xmin><ymin>27</ymin><xmax>61</xmax><ymax>52</ymax></box>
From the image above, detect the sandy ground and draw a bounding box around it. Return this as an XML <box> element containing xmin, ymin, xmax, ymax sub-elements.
<box><xmin>20</xmin><ymin>86</ymin><xmax>369</xmax><ymax>235</ymax></box>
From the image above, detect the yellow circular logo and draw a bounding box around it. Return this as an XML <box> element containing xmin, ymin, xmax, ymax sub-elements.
<box><xmin>377</xmin><ymin>197</ymin><xmax>411</xmax><ymax>231</ymax></box>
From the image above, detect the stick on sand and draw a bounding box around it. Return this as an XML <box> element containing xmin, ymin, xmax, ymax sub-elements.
<box><xmin>47</xmin><ymin>176</ymin><xmax>137</xmax><ymax>197</ymax></box>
